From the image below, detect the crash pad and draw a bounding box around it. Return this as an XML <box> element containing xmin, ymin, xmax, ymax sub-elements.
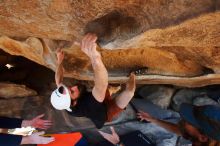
<box><xmin>38</xmin><ymin>132</ymin><xmax>85</xmax><ymax>146</ymax></box>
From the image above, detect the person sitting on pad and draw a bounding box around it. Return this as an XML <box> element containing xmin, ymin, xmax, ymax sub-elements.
<box><xmin>138</xmin><ymin>103</ymin><xmax>220</xmax><ymax>146</ymax></box>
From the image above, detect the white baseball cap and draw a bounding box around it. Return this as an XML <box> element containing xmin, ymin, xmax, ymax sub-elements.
<box><xmin>50</xmin><ymin>84</ymin><xmax>72</xmax><ymax>112</ymax></box>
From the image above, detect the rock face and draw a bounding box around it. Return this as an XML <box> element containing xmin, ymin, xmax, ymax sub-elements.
<box><xmin>171</xmin><ymin>88</ymin><xmax>220</xmax><ymax>111</ymax></box>
<box><xmin>138</xmin><ymin>85</ymin><xmax>175</xmax><ymax>109</ymax></box>
<box><xmin>0</xmin><ymin>0</ymin><xmax>220</xmax><ymax>87</ymax></box>
<box><xmin>0</xmin><ymin>82</ymin><xmax>37</xmax><ymax>99</ymax></box>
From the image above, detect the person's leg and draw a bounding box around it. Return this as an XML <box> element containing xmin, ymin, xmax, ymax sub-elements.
<box><xmin>115</xmin><ymin>73</ymin><xmax>136</xmax><ymax>109</ymax></box>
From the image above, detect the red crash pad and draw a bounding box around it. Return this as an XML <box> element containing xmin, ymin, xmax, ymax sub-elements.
<box><xmin>38</xmin><ymin>132</ymin><xmax>82</xmax><ymax>146</ymax></box>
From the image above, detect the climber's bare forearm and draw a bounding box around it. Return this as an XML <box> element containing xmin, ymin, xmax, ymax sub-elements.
<box><xmin>55</xmin><ymin>63</ymin><xmax>64</xmax><ymax>87</ymax></box>
<box><xmin>91</xmin><ymin>55</ymin><xmax>108</xmax><ymax>102</ymax></box>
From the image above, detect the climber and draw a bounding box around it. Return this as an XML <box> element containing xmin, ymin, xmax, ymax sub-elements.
<box><xmin>50</xmin><ymin>33</ymin><xmax>136</xmax><ymax>129</ymax></box>
<box><xmin>137</xmin><ymin>103</ymin><xmax>220</xmax><ymax>146</ymax></box>
<box><xmin>0</xmin><ymin>114</ymin><xmax>54</xmax><ymax>146</ymax></box>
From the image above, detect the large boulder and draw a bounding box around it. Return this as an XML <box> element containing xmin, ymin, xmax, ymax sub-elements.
<box><xmin>171</xmin><ymin>88</ymin><xmax>220</xmax><ymax>111</ymax></box>
<box><xmin>138</xmin><ymin>85</ymin><xmax>176</xmax><ymax>109</ymax></box>
<box><xmin>0</xmin><ymin>0</ymin><xmax>219</xmax><ymax>87</ymax></box>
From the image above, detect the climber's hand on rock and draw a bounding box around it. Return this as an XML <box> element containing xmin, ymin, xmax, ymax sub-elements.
<box><xmin>81</xmin><ymin>33</ymin><xmax>101</xmax><ymax>59</ymax></box>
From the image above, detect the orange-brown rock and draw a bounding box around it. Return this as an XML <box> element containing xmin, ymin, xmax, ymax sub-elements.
<box><xmin>0</xmin><ymin>0</ymin><xmax>219</xmax><ymax>87</ymax></box>
<box><xmin>0</xmin><ymin>82</ymin><xmax>37</xmax><ymax>99</ymax></box>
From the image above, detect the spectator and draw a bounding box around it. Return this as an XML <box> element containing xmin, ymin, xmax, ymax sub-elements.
<box><xmin>0</xmin><ymin>114</ymin><xmax>54</xmax><ymax>146</ymax></box>
<box><xmin>138</xmin><ymin>103</ymin><xmax>220</xmax><ymax>146</ymax></box>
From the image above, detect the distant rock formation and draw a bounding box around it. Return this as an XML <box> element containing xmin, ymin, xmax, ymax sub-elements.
<box><xmin>0</xmin><ymin>82</ymin><xmax>37</xmax><ymax>99</ymax></box>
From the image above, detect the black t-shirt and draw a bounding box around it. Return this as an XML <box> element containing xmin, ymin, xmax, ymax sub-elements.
<box><xmin>67</xmin><ymin>91</ymin><xmax>107</xmax><ymax>129</ymax></box>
